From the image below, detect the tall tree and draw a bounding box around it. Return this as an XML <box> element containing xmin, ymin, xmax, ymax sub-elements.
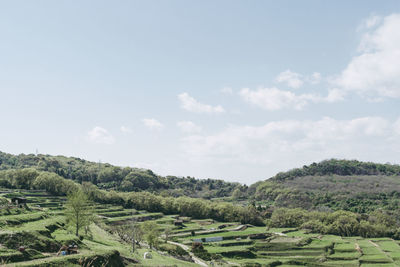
<box><xmin>65</xmin><ymin>190</ymin><xmax>94</xmax><ymax>236</ymax></box>
<box><xmin>141</xmin><ymin>221</ymin><xmax>160</xmax><ymax>249</ymax></box>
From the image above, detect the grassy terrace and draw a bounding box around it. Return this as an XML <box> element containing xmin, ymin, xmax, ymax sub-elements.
<box><xmin>0</xmin><ymin>190</ymin><xmax>202</xmax><ymax>266</ymax></box>
<box><xmin>4</xmin><ymin>188</ymin><xmax>400</xmax><ymax>266</ymax></box>
<box><xmin>178</xmin><ymin>221</ymin><xmax>400</xmax><ymax>266</ymax></box>
<box><xmin>177</xmin><ymin>226</ymin><xmax>268</xmax><ymax>241</ymax></box>
<box><xmin>104</xmin><ymin>212</ymin><xmax>164</xmax><ymax>223</ymax></box>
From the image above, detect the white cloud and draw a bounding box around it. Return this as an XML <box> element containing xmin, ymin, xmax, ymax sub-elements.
<box><xmin>275</xmin><ymin>70</ymin><xmax>322</xmax><ymax>88</ymax></box>
<box><xmin>120</xmin><ymin>126</ymin><xmax>133</xmax><ymax>134</ymax></box>
<box><xmin>142</xmin><ymin>118</ymin><xmax>164</xmax><ymax>130</ymax></box>
<box><xmin>364</xmin><ymin>15</ymin><xmax>382</xmax><ymax>29</ymax></box>
<box><xmin>308</xmin><ymin>72</ymin><xmax>322</xmax><ymax>84</ymax></box>
<box><xmin>276</xmin><ymin>70</ymin><xmax>304</xmax><ymax>89</ymax></box>
<box><xmin>177</xmin><ymin>121</ymin><xmax>202</xmax><ymax>133</ymax></box>
<box><xmin>87</xmin><ymin>126</ymin><xmax>115</xmax><ymax>145</ymax></box>
<box><xmin>239</xmin><ymin>87</ymin><xmax>344</xmax><ymax>110</ymax></box>
<box><xmin>335</xmin><ymin>14</ymin><xmax>400</xmax><ymax>99</ymax></box>
<box><xmin>325</xmin><ymin>88</ymin><xmax>346</xmax><ymax>103</ymax></box>
<box><xmin>178</xmin><ymin>92</ymin><xmax>225</xmax><ymax>114</ymax></box>
<box><xmin>180</xmin><ymin>117</ymin><xmax>398</xmax><ymax>166</ymax></box>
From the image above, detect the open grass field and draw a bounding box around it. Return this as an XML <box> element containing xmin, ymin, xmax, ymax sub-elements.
<box><xmin>3</xmin><ymin>188</ymin><xmax>400</xmax><ymax>266</ymax></box>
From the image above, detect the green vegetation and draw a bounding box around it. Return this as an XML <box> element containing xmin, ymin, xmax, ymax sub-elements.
<box><xmin>272</xmin><ymin>159</ymin><xmax>400</xmax><ymax>180</ymax></box>
<box><xmin>65</xmin><ymin>190</ymin><xmax>94</xmax><ymax>236</ymax></box>
<box><xmin>0</xmin><ymin>151</ymin><xmax>241</xmax><ymax>199</ymax></box>
<box><xmin>2</xmin><ymin>151</ymin><xmax>400</xmax><ymax>266</ymax></box>
<box><xmin>251</xmin><ymin>160</ymin><xmax>400</xmax><ymax>213</ymax></box>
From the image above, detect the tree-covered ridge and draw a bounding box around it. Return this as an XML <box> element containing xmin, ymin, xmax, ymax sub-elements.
<box><xmin>271</xmin><ymin>159</ymin><xmax>400</xmax><ymax>181</ymax></box>
<box><xmin>0</xmin><ymin>168</ymin><xmax>264</xmax><ymax>226</ymax></box>
<box><xmin>0</xmin><ymin>151</ymin><xmax>242</xmax><ymax>198</ymax></box>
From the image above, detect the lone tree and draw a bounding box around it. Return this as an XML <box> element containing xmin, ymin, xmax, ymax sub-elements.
<box><xmin>114</xmin><ymin>222</ymin><xmax>143</xmax><ymax>253</ymax></box>
<box><xmin>163</xmin><ymin>226</ymin><xmax>173</xmax><ymax>243</ymax></box>
<box><xmin>65</xmin><ymin>190</ymin><xmax>94</xmax><ymax>236</ymax></box>
<box><xmin>141</xmin><ymin>221</ymin><xmax>160</xmax><ymax>249</ymax></box>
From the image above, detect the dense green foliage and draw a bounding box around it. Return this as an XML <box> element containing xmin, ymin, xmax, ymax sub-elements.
<box><xmin>0</xmin><ymin>167</ymin><xmax>264</xmax><ymax>226</ymax></box>
<box><xmin>267</xmin><ymin>208</ymin><xmax>400</xmax><ymax>239</ymax></box>
<box><xmin>3</xmin><ymin>151</ymin><xmax>400</xmax><ymax>238</ymax></box>
<box><xmin>250</xmin><ymin>159</ymin><xmax>400</xmax><ymax>214</ymax></box>
<box><xmin>0</xmin><ymin>151</ymin><xmax>241</xmax><ymax>198</ymax></box>
<box><xmin>65</xmin><ymin>190</ymin><xmax>94</xmax><ymax>236</ymax></box>
<box><xmin>271</xmin><ymin>159</ymin><xmax>400</xmax><ymax>181</ymax></box>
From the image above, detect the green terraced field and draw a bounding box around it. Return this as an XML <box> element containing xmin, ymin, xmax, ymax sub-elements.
<box><xmin>3</xmin><ymin>188</ymin><xmax>400</xmax><ymax>266</ymax></box>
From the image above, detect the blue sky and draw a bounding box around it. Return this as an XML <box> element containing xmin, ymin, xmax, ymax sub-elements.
<box><xmin>1</xmin><ymin>1</ymin><xmax>400</xmax><ymax>184</ymax></box>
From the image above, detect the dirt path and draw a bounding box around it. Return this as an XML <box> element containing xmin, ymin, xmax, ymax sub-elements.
<box><xmin>369</xmin><ymin>240</ymin><xmax>394</xmax><ymax>263</ymax></box>
<box><xmin>355</xmin><ymin>242</ymin><xmax>362</xmax><ymax>254</ymax></box>
<box><xmin>369</xmin><ymin>240</ymin><xmax>379</xmax><ymax>248</ymax></box>
<box><xmin>167</xmin><ymin>241</ymin><xmax>208</xmax><ymax>267</ymax></box>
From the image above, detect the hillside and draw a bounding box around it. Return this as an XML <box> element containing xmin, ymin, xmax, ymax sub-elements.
<box><xmin>2</xmin><ymin>153</ymin><xmax>400</xmax><ymax>266</ymax></box>
<box><xmin>2</xmin><ymin>151</ymin><xmax>400</xmax><ymax>214</ymax></box>
<box><xmin>271</xmin><ymin>159</ymin><xmax>400</xmax><ymax>181</ymax></box>
<box><xmin>250</xmin><ymin>159</ymin><xmax>400</xmax><ymax>213</ymax></box>
<box><xmin>0</xmin><ymin>151</ymin><xmax>242</xmax><ymax>199</ymax></box>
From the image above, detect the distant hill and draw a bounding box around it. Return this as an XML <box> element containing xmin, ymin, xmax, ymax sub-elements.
<box><xmin>2</xmin><ymin>151</ymin><xmax>400</xmax><ymax>213</ymax></box>
<box><xmin>249</xmin><ymin>159</ymin><xmax>400</xmax><ymax>213</ymax></box>
<box><xmin>0</xmin><ymin>151</ymin><xmax>242</xmax><ymax>199</ymax></box>
<box><xmin>271</xmin><ymin>159</ymin><xmax>400</xmax><ymax>181</ymax></box>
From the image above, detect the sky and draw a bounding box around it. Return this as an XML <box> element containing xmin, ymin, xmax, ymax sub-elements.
<box><xmin>1</xmin><ymin>1</ymin><xmax>400</xmax><ymax>184</ymax></box>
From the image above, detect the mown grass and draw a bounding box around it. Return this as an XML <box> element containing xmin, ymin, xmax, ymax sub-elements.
<box><xmin>303</xmin><ymin>239</ymin><xmax>333</xmax><ymax>250</ymax></box>
<box><xmin>179</xmin><ymin>226</ymin><xmax>267</xmax><ymax>241</ymax></box>
<box><xmin>359</xmin><ymin>254</ymin><xmax>393</xmax><ymax>264</ymax></box>
<box><xmin>105</xmin><ymin>212</ymin><xmax>163</xmax><ymax>223</ymax></box>
<box><xmin>334</xmin><ymin>241</ymin><xmax>356</xmax><ymax>252</ymax></box>
<box><xmin>323</xmin><ymin>260</ymin><xmax>359</xmax><ymax>266</ymax></box>
<box><xmin>377</xmin><ymin>240</ymin><xmax>400</xmax><ymax>252</ymax></box>
<box><xmin>328</xmin><ymin>251</ymin><xmax>361</xmax><ymax>260</ymax></box>
<box><xmin>4</xmin><ymin>215</ymin><xmax>65</xmax><ymax>232</ymax></box>
<box><xmin>0</xmin><ymin>212</ymin><xmax>47</xmax><ymax>227</ymax></box>
<box><xmin>205</xmin><ymin>244</ymin><xmax>253</xmax><ymax>253</ymax></box>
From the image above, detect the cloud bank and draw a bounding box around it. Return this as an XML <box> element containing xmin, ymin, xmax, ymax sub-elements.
<box><xmin>87</xmin><ymin>126</ymin><xmax>115</xmax><ymax>145</ymax></box>
<box><xmin>178</xmin><ymin>92</ymin><xmax>225</xmax><ymax>114</ymax></box>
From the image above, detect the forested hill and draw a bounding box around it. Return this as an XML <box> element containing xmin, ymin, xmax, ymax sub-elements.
<box><xmin>0</xmin><ymin>151</ymin><xmax>242</xmax><ymax>198</ymax></box>
<box><xmin>271</xmin><ymin>159</ymin><xmax>400</xmax><ymax>181</ymax></box>
<box><xmin>249</xmin><ymin>159</ymin><xmax>400</xmax><ymax>213</ymax></box>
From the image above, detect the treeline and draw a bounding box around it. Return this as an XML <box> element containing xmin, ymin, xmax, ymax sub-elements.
<box><xmin>271</xmin><ymin>159</ymin><xmax>400</xmax><ymax>181</ymax></box>
<box><xmin>267</xmin><ymin>208</ymin><xmax>400</xmax><ymax>239</ymax></box>
<box><xmin>0</xmin><ymin>168</ymin><xmax>264</xmax><ymax>226</ymax></box>
<box><xmin>250</xmin><ymin>180</ymin><xmax>400</xmax><ymax>213</ymax></box>
<box><xmin>0</xmin><ymin>151</ymin><xmax>242</xmax><ymax>199</ymax></box>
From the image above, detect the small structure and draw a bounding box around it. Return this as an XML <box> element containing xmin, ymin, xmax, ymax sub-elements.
<box><xmin>11</xmin><ymin>197</ymin><xmax>27</xmax><ymax>207</ymax></box>
<box><xmin>174</xmin><ymin>220</ymin><xmax>184</xmax><ymax>226</ymax></box>
<box><xmin>177</xmin><ymin>216</ymin><xmax>191</xmax><ymax>223</ymax></box>
<box><xmin>144</xmin><ymin>252</ymin><xmax>152</xmax><ymax>259</ymax></box>
<box><xmin>57</xmin><ymin>244</ymin><xmax>78</xmax><ymax>256</ymax></box>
